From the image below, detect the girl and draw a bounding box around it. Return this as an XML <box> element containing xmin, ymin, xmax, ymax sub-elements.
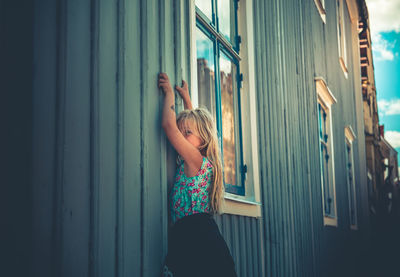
<box><xmin>158</xmin><ymin>73</ymin><xmax>237</xmax><ymax>277</ymax></box>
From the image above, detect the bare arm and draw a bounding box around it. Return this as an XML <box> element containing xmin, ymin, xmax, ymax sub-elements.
<box><xmin>175</xmin><ymin>80</ymin><xmax>193</xmax><ymax>110</ymax></box>
<box><xmin>159</xmin><ymin>74</ymin><xmax>177</xmax><ymax>129</ymax></box>
<box><xmin>158</xmin><ymin>73</ymin><xmax>202</xmax><ymax>172</ymax></box>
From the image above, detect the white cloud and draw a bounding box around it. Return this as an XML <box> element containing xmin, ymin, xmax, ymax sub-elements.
<box><xmin>385</xmin><ymin>130</ymin><xmax>400</xmax><ymax>148</ymax></box>
<box><xmin>371</xmin><ymin>33</ymin><xmax>396</xmax><ymax>61</ymax></box>
<box><xmin>378</xmin><ymin>99</ymin><xmax>400</xmax><ymax>115</ymax></box>
<box><xmin>366</xmin><ymin>0</ymin><xmax>400</xmax><ymax>61</ymax></box>
<box><xmin>365</xmin><ymin>0</ymin><xmax>400</xmax><ymax>36</ymax></box>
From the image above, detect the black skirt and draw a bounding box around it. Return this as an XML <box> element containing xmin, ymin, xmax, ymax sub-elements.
<box><xmin>163</xmin><ymin>213</ymin><xmax>237</xmax><ymax>277</ymax></box>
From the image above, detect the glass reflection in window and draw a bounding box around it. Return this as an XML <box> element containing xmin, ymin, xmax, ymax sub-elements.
<box><xmin>196</xmin><ymin>28</ymin><xmax>216</xmax><ymax>119</ymax></box>
<box><xmin>220</xmin><ymin>52</ymin><xmax>238</xmax><ymax>186</ymax></box>
<box><xmin>218</xmin><ymin>0</ymin><xmax>236</xmax><ymax>43</ymax></box>
<box><xmin>195</xmin><ymin>0</ymin><xmax>213</xmax><ymax>22</ymax></box>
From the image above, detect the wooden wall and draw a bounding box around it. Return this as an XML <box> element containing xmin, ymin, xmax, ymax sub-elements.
<box><xmin>1</xmin><ymin>0</ymin><xmax>370</xmax><ymax>276</ymax></box>
<box><xmin>30</xmin><ymin>0</ymin><xmax>191</xmax><ymax>276</ymax></box>
<box><xmin>253</xmin><ymin>0</ymin><xmax>322</xmax><ymax>275</ymax></box>
<box><xmin>250</xmin><ymin>0</ymin><xmax>370</xmax><ymax>276</ymax></box>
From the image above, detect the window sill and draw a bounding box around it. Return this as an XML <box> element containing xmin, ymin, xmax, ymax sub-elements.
<box><xmin>221</xmin><ymin>193</ymin><xmax>262</xmax><ymax>218</ymax></box>
<box><xmin>323</xmin><ymin>216</ymin><xmax>338</xmax><ymax>227</ymax></box>
<box><xmin>224</xmin><ymin>193</ymin><xmax>261</xmax><ymax>205</ymax></box>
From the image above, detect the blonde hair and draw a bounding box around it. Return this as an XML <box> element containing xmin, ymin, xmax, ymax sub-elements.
<box><xmin>176</xmin><ymin>108</ymin><xmax>223</xmax><ymax>213</ymax></box>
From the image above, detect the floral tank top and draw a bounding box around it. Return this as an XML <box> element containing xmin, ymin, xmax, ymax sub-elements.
<box><xmin>170</xmin><ymin>157</ymin><xmax>213</xmax><ymax>223</ymax></box>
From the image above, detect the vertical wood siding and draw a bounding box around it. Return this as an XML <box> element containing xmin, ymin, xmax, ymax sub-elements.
<box><xmin>251</xmin><ymin>0</ymin><xmax>369</xmax><ymax>276</ymax></box>
<box><xmin>253</xmin><ymin>0</ymin><xmax>321</xmax><ymax>275</ymax></box>
<box><xmin>31</xmin><ymin>0</ymin><xmax>190</xmax><ymax>276</ymax></box>
<box><xmin>24</xmin><ymin>0</ymin><xmax>370</xmax><ymax>276</ymax></box>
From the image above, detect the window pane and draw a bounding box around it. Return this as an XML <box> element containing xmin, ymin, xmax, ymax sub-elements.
<box><xmin>220</xmin><ymin>51</ymin><xmax>238</xmax><ymax>186</ymax></box>
<box><xmin>346</xmin><ymin>142</ymin><xmax>356</xmax><ymax>225</ymax></box>
<box><xmin>318</xmin><ymin>103</ymin><xmax>333</xmax><ymax>216</ymax></box>
<box><xmin>318</xmin><ymin>104</ymin><xmax>323</xmax><ymax>139</ymax></box>
<box><xmin>217</xmin><ymin>0</ymin><xmax>236</xmax><ymax>43</ymax></box>
<box><xmin>196</xmin><ymin>28</ymin><xmax>216</xmax><ymax>120</ymax></box>
<box><xmin>196</xmin><ymin>0</ymin><xmax>213</xmax><ymax>21</ymax></box>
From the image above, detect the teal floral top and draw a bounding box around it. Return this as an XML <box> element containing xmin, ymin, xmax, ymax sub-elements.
<box><xmin>170</xmin><ymin>157</ymin><xmax>213</xmax><ymax>223</ymax></box>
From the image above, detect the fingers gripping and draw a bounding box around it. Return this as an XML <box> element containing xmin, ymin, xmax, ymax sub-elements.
<box><xmin>158</xmin><ymin>72</ymin><xmax>174</xmax><ymax>95</ymax></box>
<box><xmin>158</xmin><ymin>73</ymin><xmax>189</xmax><ymax>99</ymax></box>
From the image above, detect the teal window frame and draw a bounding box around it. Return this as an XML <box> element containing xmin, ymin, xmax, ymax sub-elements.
<box><xmin>318</xmin><ymin>102</ymin><xmax>334</xmax><ymax>217</ymax></box>
<box><xmin>345</xmin><ymin>137</ymin><xmax>357</xmax><ymax>227</ymax></box>
<box><xmin>195</xmin><ymin>0</ymin><xmax>245</xmax><ymax>195</ymax></box>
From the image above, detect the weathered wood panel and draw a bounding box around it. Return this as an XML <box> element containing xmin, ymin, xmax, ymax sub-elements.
<box><xmin>31</xmin><ymin>0</ymin><xmax>58</xmax><ymax>276</ymax></box>
<box><xmin>61</xmin><ymin>1</ymin><xmax>92</xmax><ymax>276</ymax></box>
<box><xmin>93</xmin><ymin>0</ymin><xmax>118</xmax><ymax>275</ymax></box>
<box><xmin>30</xmin><ymin>0</ymin><xmax>190</xmax><ymax>276</ymax></box>
<box><xmin>215</xmin><ymin>214</ymin><xmax>263</xmax><ymax>277</ymax></box>
<box><xmin>251</xmin><ymin>0</ymin><xmax>370</xmax><ymax>276</ymax></box>
<box><xmin>121</xmin><ymin>0</ymin><xmax>142</xmax><ymax>275</ymax></box>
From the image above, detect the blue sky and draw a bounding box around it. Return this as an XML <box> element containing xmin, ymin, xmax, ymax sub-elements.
<box><xmin>373</xmin><ymin>32</ymin><xmax>400</xmax><ymax>150</ymax></box>
<box><xmin>366</xmin><ymin>0</ymin><xmax>400</xmax><ymax>171</ymax></box>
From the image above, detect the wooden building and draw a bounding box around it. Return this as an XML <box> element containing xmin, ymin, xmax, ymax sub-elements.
<box><xmin>379</xmin><ymin>126</ymin><xmax>399</xmax><ymax>207</ymax></box>
<box><xmin>358</xmin><ymin>1</ymin><xmax>399</xmax><ymax>219</ymax></box>
<box><xmin>2</xmin><ymin>0</ymin><xmax>373</xmax><ymax>276</ymax></box>
<box><xmin>358</xmin><ymin>0</ymin><xmax>383</xmax><ymax>212</ymax></box>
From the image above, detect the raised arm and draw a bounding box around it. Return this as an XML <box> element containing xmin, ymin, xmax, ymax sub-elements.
<box><xmin>158</xmin><ymin>73</ymin><xmax>202</xmax><ymax>174</ymax></box>
<box><xmin>175</xmin><ymin>80</ymin><xmax>193</xmax><ymax>110</ymax></box>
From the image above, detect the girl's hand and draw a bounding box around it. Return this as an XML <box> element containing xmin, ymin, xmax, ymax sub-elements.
<box><xmin>175</xmin><ymin>80</ymin><xmax>193</xmax><ymax>110</ymax></box>
<box><xmin>158</xmin><ymin>73</ymin><xmax>173</xmax><ymax>95</ymax></box>
<box><xmin>175</xmin><ymin>80</ymin><xmax>189</xmax><ymax>101</ymax></box>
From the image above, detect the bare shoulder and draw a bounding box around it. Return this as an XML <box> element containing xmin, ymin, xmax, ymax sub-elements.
<box><xmin>163</xmin><ymin>125</ymin><xmax>203</xmax><ymax>174</ymax></box>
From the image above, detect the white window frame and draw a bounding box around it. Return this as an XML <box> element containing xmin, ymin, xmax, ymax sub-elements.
<box><xmin>314</xmin><ymin>0</ymin><xmax>326</xmax><ymax>23</ymax></box>
<box><xmin>337</xmin><ymin>0</ymin><xmax>348</xmax><ymax>78</ymax></box>
<box><xmin>384</xmin><ymin>158</ymin><xmax>389</xmax><ymax>180</ymax></box>
<box><xmin>315</xmin><ymin>77</ymin><xmax>338</xmax><ymax>227</ymax></box>
<box><xmin>189</xmin><ymin>0</ymin><xmax>261</xmax><ymax>217</ymax></box>
<box><xmin>344</xmin><ymin>125</ymin><xmax>358</xmax><ymax>230</ymax></box>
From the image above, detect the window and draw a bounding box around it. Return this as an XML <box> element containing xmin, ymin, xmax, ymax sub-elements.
<box><xmin>194</xmin><ymin>0</ymin><xmax>244</xmax><ymax>195</ymax></box>
<box><xmin>367</xmin><ymin>170</ymin><xmax>373</xmax><ymax>196</ymax></box>
<box><xmin>190</xmin><ymin>0</ymin><xmax>261</xmax><ymax>217</ymax></box>
<box><xmin>344</xmin><ymin>126</ymin><xmax>357</xmax><ymax>230</ymax></box>
<box><xmin>384</xmin><ymin>158</ymin><xmax>389</xmax><ymax>180</ymax></box>
<box><xmin>315</xmin><ymin>77</ymin><xmax>337</xmax><ymax>226</ymax></box>
<box><xmin>337</xmin><ymin>0</ymin><xmax>348</xmax><ymax>78</ymax></box>
<box><xmin>314</xmin><ymin>0</ymin><xmax>326</xmax><ymax>23</ymax></box>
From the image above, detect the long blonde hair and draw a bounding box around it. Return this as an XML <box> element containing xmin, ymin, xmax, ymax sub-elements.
<box><xmin>176</xmin><ymin>108</ymin><xmax>223</xmax><ymax>213</ymax></box>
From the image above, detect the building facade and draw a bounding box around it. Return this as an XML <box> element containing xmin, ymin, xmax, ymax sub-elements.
<box><xmin>358</xmin><ymin>0</ymin><xmax>383</xmax><ymax>213</ymax></box>
<box><xmin>379</xmin><ymin>127</ymin><xmax>399</xmax><ymax>213</ymax></box>
<box><xmin>358</xmin><ymin>1</ymin><xmax>399</xmax><ymax>220</ymax></box>
<box><xmin>3</xmin><ymin>0</ymin><xmax>373</xmax><ymax>276</ymax></box>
